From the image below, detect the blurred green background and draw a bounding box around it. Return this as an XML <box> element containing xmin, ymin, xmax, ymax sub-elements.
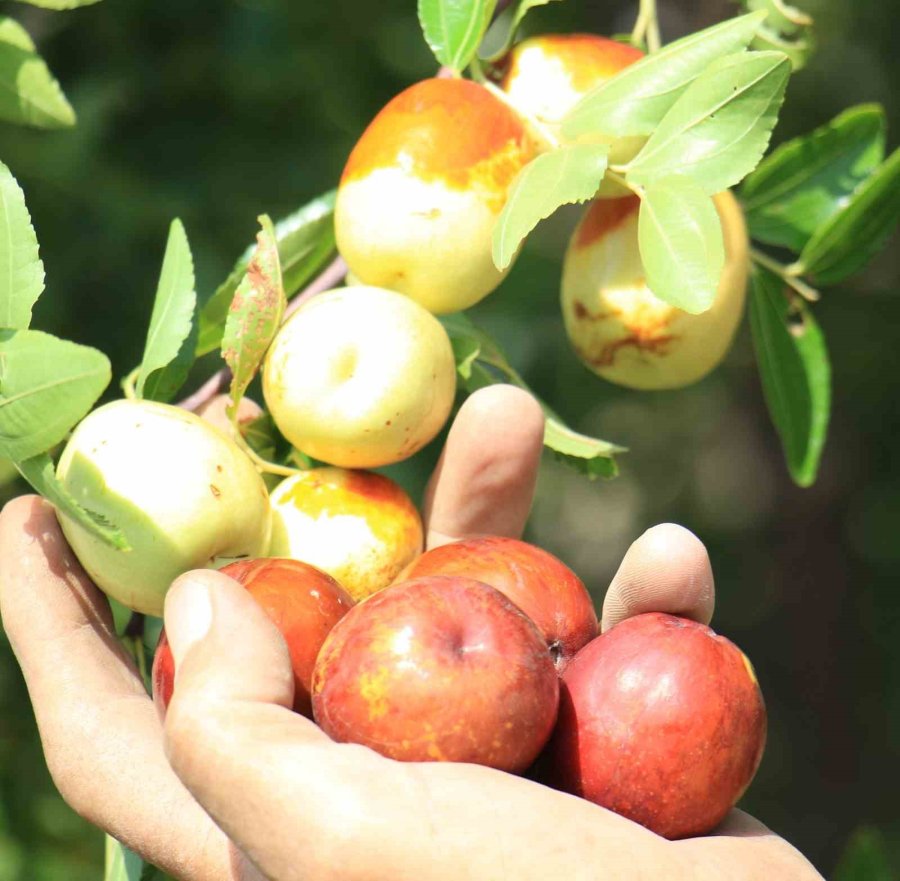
<box><xmin>0</xmin><ymin>0</ymin><xmax>898</xmax><ymax>877</ymax></box>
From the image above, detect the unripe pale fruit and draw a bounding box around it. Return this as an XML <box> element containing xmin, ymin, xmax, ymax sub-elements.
<box><xmin>262</xmin><ymin>286</ymin><xmax>457</xmax><ymax>468</ymax></box>
<box><xmin>269</xmin><ymin>467</ymin><xmax>423</xmax><ymax>602</ymax></box>
<box><xmin>545</xmin><ymin>612</ymin><xmax>766</xmax><ymax>839</ymax></box>
<box><xmin>56</xmin><ymin>399</ymin><xmax>271</xmax><ymax>616</ymax></box>
<box><xmin>497</xmin><ymin>34</ymin><xmax>644</xmax><ymax>196</ymax></box>
<box><xmin>561</xmin><ymin>190</ymin><xmax>750</xmax><ymax>390</ymax></box>
<box><xmin>312</xmin><ymin>575</ymin><xmax>560</xmax><ymax>771</ymax></box>
<box><xmin>406</xmin><ymin>536</ymin><xmax>597</xmax><ymax>671</ymax></box>
<box><xmin>334</xmin><ymin>78</ymin><xmax>538</xmax><ymax>314</ymax></box>
<box><xmin>153</xmin><ymin>558</ymin><xmax>354</xmax><ymax>718</ymax></box>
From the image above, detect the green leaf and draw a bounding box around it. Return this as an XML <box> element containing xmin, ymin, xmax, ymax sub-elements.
<box><xmin>562</xmin><ymin>11</ymin><xmax>766</xmax><ymax>140</ymax></box>
<box><xmin>0</xmin><ymin>453</ymin><xmax>19</xmax><ymax>487</ymax></box>
<box><xmin>136</xmin><ymin>220</ymin><xmax>196</xmax><ymax>402</ymax></box>
<box><xmin>744</xmin><ymin>0</ymin><xmax>811</xmax><ymax>35</ymax></box>
<box><xmin>197</xmin><ymin>190</ymin><xmax>335</xmax><ymax>357</ymax></box>
<box><xmin>222</xmin><ymin>215</ymin><xmax>285</xmax><ymax>416</ymax></box>
<box><xmin>0</xmin><ymin>329</ymin><xmax>110</xmax><ymax>461</ymax></box>
<box><xmin>750</xmin><ymin>24</ymin><xmax>812</xmax><ymax>71</ymax></box>
<box><xmin>492</xmin><ymin>144</ymin><xmax>609</xmax><ymax>270</ymax></box>
<box><xmin>638</xmin><ymin>176</ymin><xmax>724</xmax><ymax>314</ymax></box>
<box><xmin>17</xmin><ymin>453</ymin><xmax>128</xmax><ymax>550</ymax></box>
<box><xmin>833</xmin><ymin>826</ymin><xmax>895</xmax><ymax>881</ymax></box>
<box><xmin>741</xmin><ymin>104</ymin><xmax>885</xmax><ymax>252</ymax></box>
<box><xmin>0</xmin><ymin>158</ymin><xmax>44</xmax><ymax>329</ymax></box>
<box><xmin>0</xmin><ymin>17</ymin><xmax>75</xmax><ymax>128</ymax></box>
<box><xmin>749</xmin><ymin>267</ymin><xmax>830</xmax><ymax>487</ymax></box>
<box><xmin>626</xmin><ymin>50</ymin><xmax>791</xmax><ymax>194</ymax></box>
<box><xmin>418</xmin><ymin>0</ymin><xmax>497</xmax><ymax>71</ymax></box>
<box><xmin>12</xmin><ymin>0</ymin><xmax>102</xmax><ymax>8</ymax></box>
<box><xmin>743</xmin><ymin>0</ymin><xmax>814</xmax><ymax>69</ymax></box>
<box><xmin>481</xmin><ymin>0</ymin><xmax>562</xmax><ymax>62</ymax></box>
<box><xmin>795</xmin><ymin>146</ymin><xmax>900</xmax><ymax>285</ymax></box>
<box><xmin>440</xmin><ymin>313</ymin><xmax>624</xmax><ymax>478</ymax></box>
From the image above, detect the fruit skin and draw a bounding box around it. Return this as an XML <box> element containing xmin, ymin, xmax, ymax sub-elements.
<box><xmin>497</xmin><ymin>34</ymin><xmax>644</xmax><ymax>196</ymax></box>
<box><xmin>406</xmin><ymin>536</ymin><xmax>597</xmax><ymax>671</ymax></box>
<box><xmin>312</xmin><ymin>575</ymin><xmax>559</xmax><ymax>772</ymax></box>
<box><xmin>545</xmin><ymin>612</ymin><xmax>767</xmax><ymax>840</ymax></box>
<box><xmin>153</xmin><ymin>558</ymin><xmax>353</xmax><ymax>718</ymax></box>
<box><xmin>334</xmin><ymin>78</ymin><xmax>537</xmax><ymax>314</ymax></box>
<box><xmin>561</xmin><ymin>190</ymin><xmax>750</xmax><ymax>390</ymax></box>
<box><xmin>56</xmin><ymin>399</ymin><xmax>271</xmax><ymax>616</ymax></box>
<box><xmin>262</xmin><ymin>285</ymin><xmax>457</xmax><ymax>469</ymax></box>
<box><xmin>269</xmin><ymin>467</ymin><xmax>423</xmax><ymax>602</ymax></box>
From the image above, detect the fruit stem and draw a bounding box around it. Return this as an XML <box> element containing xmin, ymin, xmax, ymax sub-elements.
<box><xmin>231</xmin><ymin>422</ymin><xmax>302</xmax><ymax>478</ymax></box>
<box><xmin>121</xmin><ymin>367</ymin><xmax>139</xmax><ymax>401</ymax></box>
<box><xmin>631</xmin><ymin>0</ymin><xmax>661</xmax><ymax>52</ymax></box>
<box><xmin>750</xmin><ymin>247</ymin><xmax>821</xmax><ymax>303</ymax></box>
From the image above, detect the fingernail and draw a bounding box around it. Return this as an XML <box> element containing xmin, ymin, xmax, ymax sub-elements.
<box><xmin>165</xmin><ymin>576</ymin><xmax>213</xmax><ymax>665</ymax></box>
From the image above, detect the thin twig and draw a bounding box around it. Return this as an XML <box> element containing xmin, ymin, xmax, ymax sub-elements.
<box><xmin>177</xmin><ymin>366</ymin><xmax>232</xmax><ymax>412</ymax></box>
<box><xmin>750</xmin><ymin>248</ymin><xmax>821</xmax><ymax>303</ymax></box>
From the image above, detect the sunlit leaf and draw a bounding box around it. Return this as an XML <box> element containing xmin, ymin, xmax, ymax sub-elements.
<box><xmin>492</xmin><ymin>143</ymin><xmax>608</xmax><ymax>270</ymax></box>
<box><xmin>749</xmin><ymin>266</ymin><xmax>830</xmax><ymax>486</ymax></box>
<box><xmin>222</xmin><ymin>216</ymin><xmax>285</xmax><ymax>416</ymax></box>
<box><xmin>136</xmin><ymin>220</ymin><xmax>196</xmax><ymax>402</ymax></box>
<box><xmin>0</xmin><ymin>158</ymin><xmax>44</xmax><ymax>329</ymax></box>
<box><xmin>13</xmin><ymin>0</ymin><xmax>102</xmax><ymax>8</ymax></box>
<box><xmin>418</xmin><ymin>0</ymin><xmax>497</xmax><ymax>71</ymax></box>
<box><xmin>741</xmin><ymin>104</ymin><xmax>885</xmax><ymax>252</ymax></box>
<box><xmin>638</xmin><ymin>176</ymin><xmax>724</xmax><ymax>314</ymax></box>
<box><xmin>0</xmin><ymin>329</ymin><xmax>110</xmax><ymax>461</ymax></box>
<box><xmin>0</xmin><ymin>17</ymin><xmax>75</xmax><ymax>128</ymax></box>
<box><xmin>626</xmin><ymin>50</ymin><xmax>790</xmax><ymax>194</ymax></box>
<box><xmin>562</xmin><ymin>12</ymin><xmax>765</xmax><ymax>139</ymax></box>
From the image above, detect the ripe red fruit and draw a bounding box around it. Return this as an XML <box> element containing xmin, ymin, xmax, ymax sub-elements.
<box><xmin>311</xmin><ymin>575</ymin><xmax>559</xmax><ymax>772</ymax></box>
<box><xmin>153</xmin><ymin>558</ymin><xmax>354</xmax><ymax>718</ymax></box>
<box><xmin>406</xmin><ymin>536</ymin><xmax>597</xmax><ymax>671</ymax></box>
<box><xmin>545</xmin><ymin>612</ymin><xmax>766</xmax><ymax>839</ymax></box>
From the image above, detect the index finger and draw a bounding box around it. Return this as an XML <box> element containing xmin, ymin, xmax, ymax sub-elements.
<box><xmin>601</xmin><ymin>523</ymin><xmax>715</xmax><ymax>632</ymax></box>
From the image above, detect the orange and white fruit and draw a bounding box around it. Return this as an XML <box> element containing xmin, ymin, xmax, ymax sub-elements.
<box><xmin>334</xmin><ymin>78</ymin><xmax>537</xmax><ymax>314</ymax></box>
<box><xmin>262</xmin><ymin>285</ymin><xmax>456</xmax><ymax>469</ymax></box>
<box><xmin>497</xmin><ymin>34</ymin><xmax>644</xmax><ymax>195</ymax></box>
<box><xmin>561</xmin><ymin>191</ymin><xmax>750</xmax><ymax>390</ymax></box>
<box><xmin>268</xmin><ymin>467</ymin><xmax>423</xmax><ymax>602</ymax></box>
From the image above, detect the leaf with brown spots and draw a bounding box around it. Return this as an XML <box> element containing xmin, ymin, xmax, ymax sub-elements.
<box><xmin>222</xmin><ymin>215</ymin><xmax>285</xmax><ymax>419</ymax></box>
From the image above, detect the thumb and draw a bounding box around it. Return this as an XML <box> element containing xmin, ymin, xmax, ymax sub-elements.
<box><xmin>161</xmin><ymin>570</ymin><xmax>333</xmax><ymax>871</ymax></box>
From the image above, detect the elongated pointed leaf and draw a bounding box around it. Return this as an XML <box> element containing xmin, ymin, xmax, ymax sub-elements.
<box><xmin>562</xmin><ymin>12</ymin><xmax>766</xmax><ymax>140</ymax></box>
<box><xmin>749</xmin><ymin>267</ymin><xmax>830</xmax><ymax>487</ymax></box>
<box><xmin>745</xmin><ymin>0</ymin><xmax>811</xmax><ymax>35</ymax></box>
<box><xmin>0</xmin><ymin>329</ymin><xmax>110</xmax><ymax>460</ymax></box>
<box><xmin>627</xmin><ymin>50</ymin><xmax>790</xmax><ymax>194</ymax></box>
<box><xmin>136</xmin><ymin>219</ymin><xmax>196</xmax><ymax>401</ymax></box>
<box><xmin>638</xmin><ymin>176</ymin><xmax>724</xmax><ymax>314</ymax></box>
<box><xmin>796</xmin><ymin>146</ymin><xmax>900</xmax><ymax>284</ymax></box>
<box><xmin>492</xmin><ymin>144</ymin><xmax>608</xmax><ymax>270</ymax></box>
<box><xmin>222</xmin><ymin>215</ymin><xmax>285</xmax><ymax>415</ymax></box>
<box><xmin>18</xmin><ymin>453</ymin><xmax>128</xmax><ymax>550</ymax></box>
<box><xmin>440</xmin><ymin>313</ymin><xmax>624</xmax><ymax>478</ymax></box>
<box><xmin>418</xmin><ymin>0</ymin><xmax>497</xmax><ymax>71</ymax></box>
<box><xmin>481</xmin><ymin>0</ymin><xmax>562</xmax><ymax>62</ymax></box>
<box><xmin>0</xmin><ymin>159</ymin><xmax>44</xmax><ymax>329</ymax></box>
<box><xmin>741</xmin><ymin>105</ymin><xmax>885</xmax><ymax>252</ymax></box>
<box><xmin>198</xmin><ymin>191</ymin><xmax>335</xmax><ymax>357</ymax></box>
<box><xmin>0</xmin><ymin>17</ymin><xmax>75</xmax><ymax>128</ymax></box>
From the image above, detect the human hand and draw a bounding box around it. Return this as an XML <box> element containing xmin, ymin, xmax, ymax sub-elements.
<box><xmin>0</xmin><ymin>385</ymin><xmax>822</xmax><ymax>880</ymax></box>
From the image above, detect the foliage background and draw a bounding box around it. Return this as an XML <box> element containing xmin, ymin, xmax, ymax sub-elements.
<box><xmin>0</xmin><ymin>0</ymin><xmax>897</xmax><ymax>877</ymax></box>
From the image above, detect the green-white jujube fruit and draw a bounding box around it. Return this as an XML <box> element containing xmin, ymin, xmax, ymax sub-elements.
<box><xmin>56</xmin><ymin>399</ymin><xmax>272</xmax><ymax>616</ymax></box>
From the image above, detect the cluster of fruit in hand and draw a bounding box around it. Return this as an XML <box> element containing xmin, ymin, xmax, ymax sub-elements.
<box><xmin>47</xmin><ymin>26</ymin><xmax>762</xmax><ymax>844</ymax></box>
<box><xmin>152</xmin><ymin>538</ymin><xmax>767</xmax><ymax>841</ymax></box>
